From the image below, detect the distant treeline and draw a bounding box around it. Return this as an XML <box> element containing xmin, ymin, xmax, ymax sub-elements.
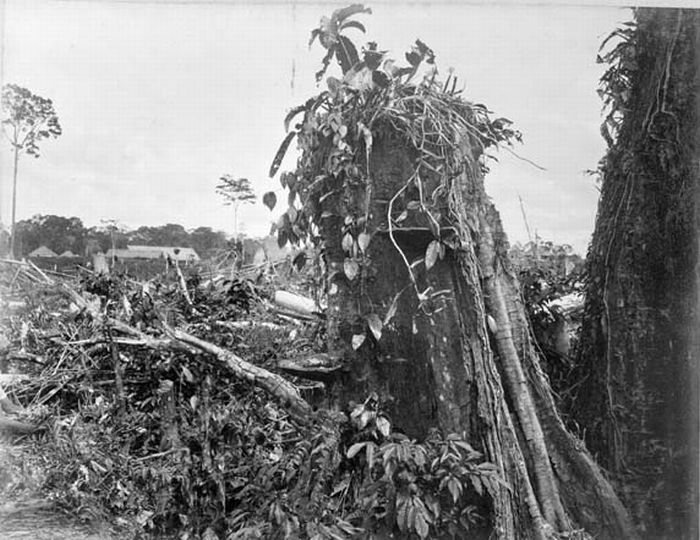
<box><xmin>12</xmin><ymin>214</ymin><xmax>233</xmax><ymax>259</ymax></box>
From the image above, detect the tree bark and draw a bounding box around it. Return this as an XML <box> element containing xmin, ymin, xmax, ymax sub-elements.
<box><xmin>573</xmin><ymin>9</ymin><xmax>699</xmax><ymax>539</ymax></box>
<box><xmin>10</xmin><ymin>146</ymin><xmax>19</xmax><ymax>259</ymax></box>
<box><xmin>321</xmin><ymin>129</ymin><xmax>636</xmax><ymax>539</ymax></box>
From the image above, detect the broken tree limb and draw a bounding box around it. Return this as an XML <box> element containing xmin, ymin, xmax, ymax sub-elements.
<box><xmin>277</xmin><ymin>353</ymin><xmax>344</xmax><ymax>383</ymax></box>
<box><xmin>273</xmin><ymin>291</ymin><xmax>323</xmax><ymax>318</ymax></box>
<box><xmin>165</xmin><ymin>326</ymin><xmax>312</xmax><ymax>423</ymax></box>
<box><xmin>215</xmin><ymin>321</ymin><xmax>284</xmax><ymax>331</ymax></box>
<box><xmin>174</xmin><ymin>260</ymin><xmax>200</xmax><ymax>314</ymax></box>
<box><xmin>27</xmin><ymin>260</ymin><xmax>55</xmax><ymax>285</ymax></box>
<box><xmin>55</xmin><ymin>282</ymin><xmax>314</xmax><ymax>424</ymax></box>
<box><xmin>0</xmin><ymin>415</ymin><xmax>38</xmax><ymax>434</ymax></box>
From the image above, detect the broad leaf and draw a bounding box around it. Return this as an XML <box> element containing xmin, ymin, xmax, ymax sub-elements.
<box><xmin>415</xmin><ymin>512</ymin><xmax>429</xmax><ymax>539</ymax></box>
<box><xmin>332</xmin><ymin>4</ymin><xmax>371</xmax><ymax>24</ymax></box>
<box><xmin>357</xmin><ymin>232</ymin><xmax>371</xmax><ymax>252</ymax></box>
<box><xmin>397</xmin><ymin>497</ymin><xmax>410</xmax><ymax>532</ymax></box>
<box><xmin>366</xmin><ymin>313</ymin><xmax>383</xmax><ymax>341</ymax></box>
<box><xmin>277</xmin><ymin>230</ymin><xmax>288</xmax><ymax>248</ymax></box>
<box><xmin>283</xmin><ymin>101</ymin><xmax>309</xmax><ymax>132</ymax></box>
<box><xmin>376</xmin><ymin>415</ymin><xmax>391</xmax><ymax>438</ymax></box>
<box><xmin>346</xmin><ymin>442</ymin><xmax>367</xmax><ymax>459</ymax></box>
<box><xmin>342</xmin><ymin>233</ymin><xmax>354</xmax><ymax>253</ymax></box>
<box><xmin>269</xmin><ymin>132</ymin><xmax>296</xmax><ymax>178</ymax></box>
<box><xmin>344</xmin><ymin>258</ymin><xmax>359</xmax><ymax>280</ymax></box>
<box><xmin>181</xmin><ymin>365</ymin><xmax>194</xmax><ymax>383</ymax></box>
<box><xmin>262</xmin><ymin>191</ymin><xmax>277</xmax><ymax>211</ymax></box>
<box><xmin>447</xmin><ymin>477</ymin><xmax>462</xmax><ymax>503</ymax></box>
<box><xmin>292</xmin><ymin>251</ymin><xmax>307</xmax><ymax>272</ymax></box>
<box><xmin>339</xmin><ymin>20</ymin><xmax>367</xmax><ymax>33</ymax></box>
<box><xmin>336</xmin><ymin>35</ymin><xmax>360</xmax><ymax>74</ymax></box>
<box><xmin>425</xmin><ymin>240</ymin><xmax>440</xmax><ymax>270</ymax></box>
<box><xmin>351</xmin><ymin>333</ymin><xmax>366</xmax><ymax>350</ymax></box>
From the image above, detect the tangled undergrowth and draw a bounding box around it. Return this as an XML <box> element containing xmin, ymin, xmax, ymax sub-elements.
<box><xmin>0</xmin><ymin>260</ymin><xmax>497</xmax><ymax>539</ymax></box>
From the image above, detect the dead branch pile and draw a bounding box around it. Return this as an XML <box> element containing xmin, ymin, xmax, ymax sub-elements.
<box><xmin>0</xmin><ymin>260</ymin><xmax>352</xmax><ymax>537</ymax></box>
<box><xmin>0</xmin><ymin>261</ymin><xmax>496</xmax><ymax>539</ymax></box>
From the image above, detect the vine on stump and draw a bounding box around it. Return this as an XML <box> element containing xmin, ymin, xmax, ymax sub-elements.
<box><xmin>262</xmin><ymin>5</ymin><xmax>638</xmax><ymax>540</ymax></box>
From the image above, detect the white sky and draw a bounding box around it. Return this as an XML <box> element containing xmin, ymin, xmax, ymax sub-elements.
<box><xmin>0</xmin><ymin>0</ymin><xmax>636</xmax><ymax>254</ymax></box>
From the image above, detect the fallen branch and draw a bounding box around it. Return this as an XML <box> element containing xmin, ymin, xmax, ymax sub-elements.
<box><xmin>277</xmin><ymin>353</ymin><xmax>343</xmax><ymax>383</ymax></box>
<box><xmin>27</xmin><ymin>260</ymin><xmax>55</xmax><ymax>285</ymax></box>
<box><xmin>174</xmin><ymin>260</ymin><xmax>200</xmax><ymax>314</ymax></box>
<box><xmin>215</xmin><ymin>320</ymin><xmax>285</xmax><ymax>331</ymax></box>
<box><xmin>273</xmin><ymin>291</ymin><xmax>323</xmax><ymax>318</ymax></box>
<box><xmin>0</xmin><ymin>415</ymin><xmax>38</xmax><ymax>434</ymax></box>
<box><xmin>57</xmin><ymin>281</ymin><xmax>313</xmax><ymax>424</ymax></box>
<box><xmin>165</xmin><ymin>325</ymin><xmax>313</xmax><ymax>423</ymax></box>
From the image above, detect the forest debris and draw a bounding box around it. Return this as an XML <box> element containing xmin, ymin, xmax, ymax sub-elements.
<box><xmin>166</xmin><ymin>326</ymin><xmax>313</xmax><ymax>423</ymax></box>
<box><xmin>53</xmin><ymin>280</ymin><xmax>315</xmax><ymax>423</ymax></box>
<box><xmin>215</xmin><ymin>320</ymin><xmax>284</xmax><ymax>331</ymax></box>
<box><xmin>0</xmin><ymin>374</ymin><xmax>31</xmax><ymax>385</ymax></box>
<box><xmin>277</xmin><ymin>353</ymin><xmax>344</xmax><ymax>382</ymax></box>
<box><xmin>545</xmin><ymin>292</ymin><xmax>584</xmax><ymax>318</ymax></box>
<box><xmin>174</xmin><ymin>259</ymin><xmax>199</xmax><ymax>313</ymax></box>
<box><xmin>273</xmin><ymin>290</ymin><xmax>324</xmax><ymax>318</ymax></box>
<box><xmin>156</xmin><ymin>379</ymin><xmax>181</xmax><ymax>450</ymax></box>
<box><xmin>0</xmin><ymin>414</ymin><xmax>38</xmax><ymax>434</ymax></box>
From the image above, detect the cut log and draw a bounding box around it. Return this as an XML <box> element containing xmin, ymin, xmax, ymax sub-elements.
<box><xmin>277</xmin><ymin>353</ymin><xmax>344</xmax><ymax>382</ymax></box>
<box><xmin>215</xmin><ymin>321</ymin><xmax>284</xmax><ymax>331</ymax></box>
<box><xmin>0</xmin><ymin>415</ymin><xmax>37</xmax><ymax>434</ymax></box>
<box><xmin>273</xmin><ymin>291</ymin><xmax>323</xmax><ymax>317</ymax></box>
<box><xmin>156</xmin><ymin>379</ymin><xmax>181</xmax><ymax>451</ymax></box>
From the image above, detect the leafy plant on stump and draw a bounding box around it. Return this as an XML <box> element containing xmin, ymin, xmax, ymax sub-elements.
<box><xmin>1</xmin><ymin>84</ymin><xmax>62</xmax><ymax>258</ymax></box>
<box><xmin>265</xmin><ymin>5</ymin><xmax>637</xmax><ymax>539</ymax></box>
<box><xmin>573</xmin><ymin>9</ymin><xmax>699</xmax><ymax>539</ymax></box>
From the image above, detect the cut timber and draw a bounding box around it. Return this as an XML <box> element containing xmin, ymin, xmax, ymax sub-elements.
<box><xmin>0</xmin><ymin>415</ymin><xmax>36</xmax><ymax>434</ymax></box>
<box><xmin>273</xmin><ymin>291</ymin><xmax>323</xmax><ymax>317</ymax></box>
<box><xmin>277</xmin><ymin>353</ymin><xmax>343</xmax><ymax>382</ymax></box>
<box><xmin>57</xmin><ymin>283</ymin><xmax>313</xmax><ymax>424</ymax></box>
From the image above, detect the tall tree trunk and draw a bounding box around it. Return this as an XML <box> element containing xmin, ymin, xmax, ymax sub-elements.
<box><xmin>573</xmin><ymin>8</ymin><xmax>699</xmax><ymax>539</ymax></box>
<box><xmin>322</xmin><ymin>129</ymin><xmax>636</xmax><ymax>539</ymax></box>
<box><xmin>10</xmin><ymin>146</ymin><xmax>19</xmax><ymax>259</ymax></box>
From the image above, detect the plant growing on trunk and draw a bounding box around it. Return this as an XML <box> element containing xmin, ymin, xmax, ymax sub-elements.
<box><xmin>1</xmin><ymin>84</ymin><xmax>62</xmax><ymax>258</ymax></box>
<box><xmin>265</xmin><ymin>5</ymin><xmax>637</xmax><ymax>539</ymax></box>
<box><xmin>574</xmin><ymin>9</ymin><xmax>699</xmax><ymax>538</ymax></box>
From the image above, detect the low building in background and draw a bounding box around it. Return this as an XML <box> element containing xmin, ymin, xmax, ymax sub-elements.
<box><xmin>28</xmin><ymin>246</ymin><xmax>58</xmax><ymax>258</ymax></box>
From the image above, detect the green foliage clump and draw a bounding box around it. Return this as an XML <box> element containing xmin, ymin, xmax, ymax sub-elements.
<box><xmin>342</xmin><ymin>416</ymin><xmax>496</xmax><ymax>538</ymax></box>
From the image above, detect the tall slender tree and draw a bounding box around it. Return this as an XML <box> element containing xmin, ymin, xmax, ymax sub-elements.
<box><xmin>573</xmin><ymin>9</ymin><xmax>699</xmax><ymax>539</ymax></box>
<box><xmin>1</xmin><ymin>84</ymin><xmax>62</xmax><ymax>258</ymax></box>
<box><xmin>216</xmin><ymin>175</ymin><xmax>256</xmax><ymax>239</ymax></box>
